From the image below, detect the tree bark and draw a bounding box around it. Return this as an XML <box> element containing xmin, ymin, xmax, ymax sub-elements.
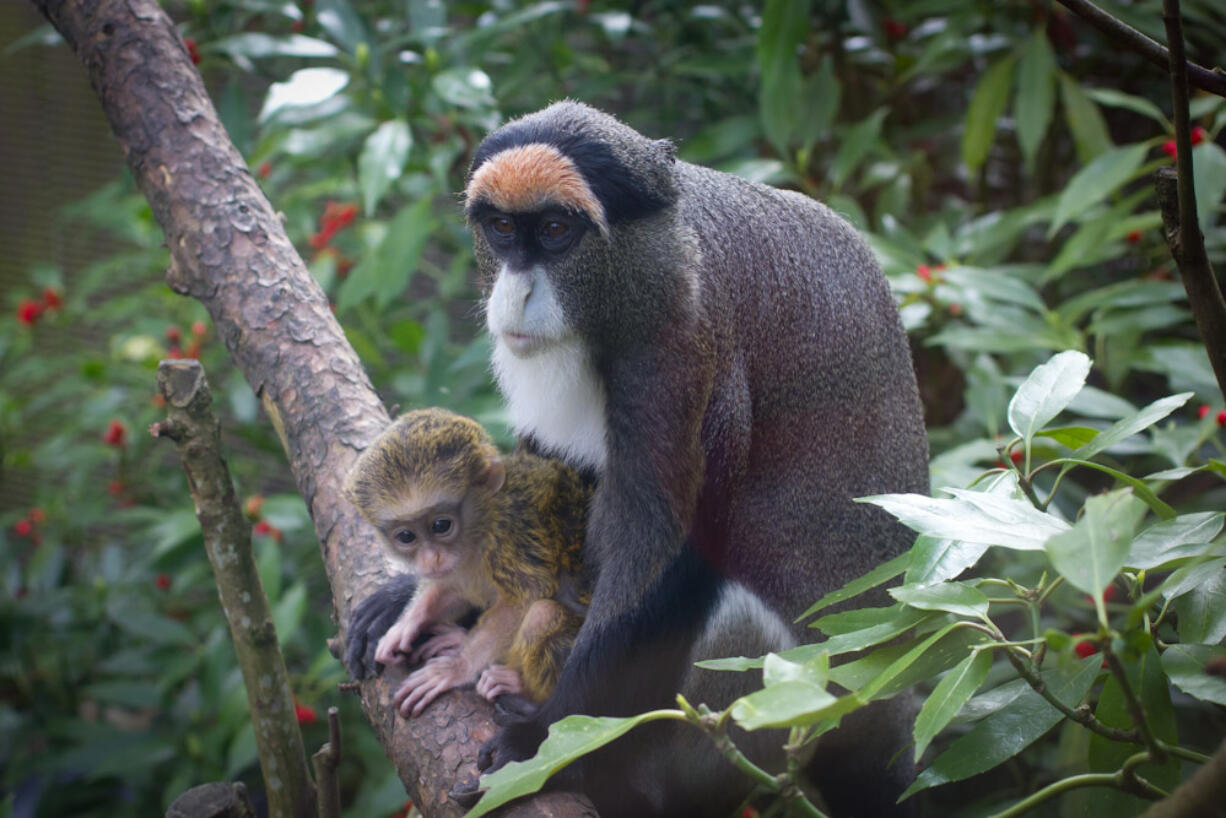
<box><xmin>28</xmin><ymin>1</ymin><xmax>594</xmax><ymax>815</ymax></box>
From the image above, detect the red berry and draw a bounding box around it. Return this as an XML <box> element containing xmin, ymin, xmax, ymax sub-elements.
<box><xmin>295</xmin><ymin>703</ymin><xmax>318</xmax><ymax>724</ymax></box>
<box><xmin>1217</xmin><ymin>409</ymin><xmax>1226</xmax><ymax>427</ymax></box>
<box><xmin>103</xmin><ymin>419</ymin><xmax>127</xmax><ymax>447</ymax></box>
<box><xmin>191</xmin><ymin>320</ymin><xmax>207</xmax><ymax>338</ymax></box>
<box><xmin>1126</xmin><ymin>229</ymin><xmax>1142</xmax><ymax>244</ymax></box>
<box><xmin>16</xmin><ymin>298</ymin><xmax>43</xmax><ymax>326</ymax></box>
<box><xmin>257</xmin><ymin>161</ymin><xmax>272</xmax><ymax>179</ymax></box>
<box><xmin>167</xmin><ymin>344</ymin><xmax>183</xmax><ymax>358</ymax></box>
<box><xmin>155</xmin><ymin>573</ymin><xmax>172</xmax><ymax>591</ymax></box>
<box><xmin>165</xmin><ymin>325</ymin><xmax>182</xmax><ymax>344</ymax></box>
<box><xmin>742</xmin><ymin>807</ymin><xmax>760</xmax><ymax>818</ymax></box>
<box><xmin>916</xmin><ymin>264</ymin><xmax>932</xmax><ymax>283</ymax></box>
<box><xmin>1191</xmin><ymin>126</ymin><xmax>1207</xmax><ymax>146</ymax></box>
<box><xmin>1073</xmin><ymin>637</ymin><xmax>1098</xmax><ymax>659</ymax></box>
<box><xmin>41</xmin><ymin>287</ymin><xmax>62</xmax><ymax>310</ymax></box>
<box><xmin>883</xmin><ymin>18</ymin><xmax>907</xmax><ymax>40</ymax></box>
<box><xmin>1163</xmin><ymin>139</ymin><xmax>1177</xmax><ymax>159</ymax></box>
<box><xmin>254</xmin><ymin>520</ymin><xmax>273</xmax><ymax>536</ymax></box>
<box><xmin>1102</xmin><ymin>584</ymin><xmax>1118</xmax><ymax>602</ymax></box>
<box><xmin>1199</xmin><ymin>405</ymin><xmax>1211</xmax><ymax>420</ymax></box>
<box><xmin>291</xmin><ymin>19</ymin><xmax>305</xmax><ymax>33</ymax></box>
<box><xmin>14</xmin><ymin>519</ymin><xmax>33</xmax><ymax>537</ymax></box>
<box><xmin>107</xmin><ymin>480</ymin><xmax>125</xmax><ymax>497</ymax></box>
<box><xmin>948</xmin><ymin>302</ymin><xmax>964</xmax><ymax>317</ymax></box>
<box><xmin>28</xmin><ymin>508</ymin><xmax>45</xmax><ymax>524</ymax></box>
<box><xmin>1009</xmin><ymin>449</ymin><xmax>1024</xmax><ymax>464</ymax></box>
<box><xmin>308</xmin><ymin>230</ymin><xmax>332</xmax><ymax>250</ymax></box>
<box><xmin>185</xmin><ymin>37</ymin><xmax>201</xmax><ymax>65</ymax></box>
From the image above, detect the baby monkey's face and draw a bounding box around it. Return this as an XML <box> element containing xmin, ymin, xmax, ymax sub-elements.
<box><xmin>383</xmin><ymin>497</ymin><xmax>465</xmax><ymax>580</ymax></box>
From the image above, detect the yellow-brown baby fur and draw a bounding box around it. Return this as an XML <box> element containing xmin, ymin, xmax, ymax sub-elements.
<box><xmin>465</xmin><ymin>144</ymin><xmax>609</xmax><ymax>237</ymax></box>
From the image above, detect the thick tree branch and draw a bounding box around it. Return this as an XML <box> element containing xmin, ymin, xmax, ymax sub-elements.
<box><xmin>1055</xmin><ymin>0</ymin><xmax>1226</xmax><ymax>98</ymax></box>
<box><xmin>1138</xmin><ymin>740</ymin><xmax>1226</xmax><ymax>818</ymax></box>
<box><xmin>152</xmin><ymin>359</ymin><xmax>316</xmax><ymax>818</ymax></box>
<box><xmin>29</xmin><ymin>1</ymin><xmax>593</xmax><ymax>815</ymax></box>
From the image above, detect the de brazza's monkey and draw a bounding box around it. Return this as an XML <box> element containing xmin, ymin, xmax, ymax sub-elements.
<box><xmin>349</xmin><ymin>101</ymin><xmax>928</xmax><ymax>817</ymax></box>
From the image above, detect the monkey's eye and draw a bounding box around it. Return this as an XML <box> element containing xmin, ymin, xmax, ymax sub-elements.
<box><xmin>431</xmin><ymin>518</ymin><xmax>453</xmax><ymax>536</ymax></box>
<box><xmin>538</xmin><ymin>216</ymin><xmax>579</xmax><ymax>252</ymax></box>
<box><xmin>487</xmin><ymin>216</ymin><xmax>515</xmax><ymax>238</ymax></box>
<box><xmin>394</xmin><ymin>530</ymin><xmax>416</xmax><ymax>545</ymax></box>
<box><xmin>541</xmin><ymin>220</ymin><xmax>569</xmax><ymax>240</ymax></box>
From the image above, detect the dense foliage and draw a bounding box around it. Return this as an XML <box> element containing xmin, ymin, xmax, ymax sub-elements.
<box><xmin>2</xmin><ymin>1</ymin><xmax>1224</xmax><ymax>817</ymax></box>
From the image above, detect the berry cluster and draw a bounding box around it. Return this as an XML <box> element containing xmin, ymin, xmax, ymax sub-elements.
<box><xmin>15</xmin><ymin>286</ymin><xmax>63</xmax><ymax>326</ymax></box>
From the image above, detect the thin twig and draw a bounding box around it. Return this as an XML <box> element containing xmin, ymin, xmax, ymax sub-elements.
<box><xmin>1001</xmin><ymin>647</ymin><xmax>1139</xmax><ymax>744</ymax></box>
<box><xmin>1055</xmin><ymin>0</ymin><xmax>1226</xmax><ymax>98</ymax></box>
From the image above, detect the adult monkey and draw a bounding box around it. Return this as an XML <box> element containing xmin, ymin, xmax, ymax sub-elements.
<box><xmin>348</xmin><ymin>101</ymin><xmax>928</xmax><ymax>817</ymax></box>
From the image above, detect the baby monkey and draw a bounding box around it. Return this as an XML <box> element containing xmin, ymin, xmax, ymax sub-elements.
<box><xmin>344</xmin><ymin>408</ymin><xmax>591</xmax><ymax>717</ymax></box>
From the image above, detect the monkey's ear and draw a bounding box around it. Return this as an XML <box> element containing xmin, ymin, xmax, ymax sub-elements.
<box><xmin>479</xmin><ymin>454</ymin><xmax>507</xmax><ymax>494</ymax></box>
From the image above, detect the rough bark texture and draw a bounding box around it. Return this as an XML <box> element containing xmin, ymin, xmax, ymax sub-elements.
<box><xmin>30</xmin><ymin>1</ymin><xmax>594</xmax><ymax>815</ymax></box>
<box><xmin>153</xmin><ymin>360</ymin><xmax>315</xmax><ymax>818</ymax></box>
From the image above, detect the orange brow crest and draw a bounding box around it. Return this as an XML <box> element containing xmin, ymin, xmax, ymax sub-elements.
<box><xmin>466</xmin><ymin>144</ymin><xmax>609</xmax><ymax>237</ymax></box>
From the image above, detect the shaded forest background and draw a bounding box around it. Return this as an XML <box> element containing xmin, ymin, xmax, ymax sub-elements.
<box><xmin>1</xmin><ymin>1</ymin><xmax>1225</xmax><ymax>817</ymax></box>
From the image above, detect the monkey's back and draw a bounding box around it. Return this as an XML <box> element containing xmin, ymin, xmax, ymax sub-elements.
<box><xmin>675</xmin><ymin>161</ymin><xmax>929</xmax><ymax>622</ymax></box>
<box><xmin>484</xmin><ymin>452</ymin><xmax>593</xmax><ymax>606</ymax></box>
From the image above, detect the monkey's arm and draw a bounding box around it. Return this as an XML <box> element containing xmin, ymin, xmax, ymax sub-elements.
<box><xmin>374</xmin><ymin>580</ymin><xmax>469</xmax><ymax>668</ymax></box>
<box><xmin>344</xmin><ymin>573</ymin><xmax>417</xmax><ymax>679</ymax></box>
<box><xmin>394</xmin><ymin>598</ymin><xmax>528</xmax><ymax>716</ymax></box>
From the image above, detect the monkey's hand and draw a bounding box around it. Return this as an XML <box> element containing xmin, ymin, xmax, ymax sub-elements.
<box><xmin>374</xmin><ymin>614</ymin><xmax>426</xmax><ymax>669</ymax></box>
<box><xmin>393</xmin><ymin>656</ymin><xmax>474</xmax><ymax>717</ymax></box>
<box><xmin>344</xmin><ymin>574</ymin><xmax>417</xmax><ymax>679</ymax></box>
<box><xmin>475</xmin><ymin>664</ymin><xmax>524</xmax><ymax>701</ymax></box>
<box><xmin>409</xmin><ymin>623</ymin><xmax>467</xmax><ymax>664</ymax></box>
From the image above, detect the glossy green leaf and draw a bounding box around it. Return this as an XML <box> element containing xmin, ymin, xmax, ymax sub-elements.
<box><xmin>1193</xmin><ymin>142</ymin><xmax>1226</xmax><ymax>235</ymax></box>
<box><xmin>432</xmin><ymin>68</ymin><xmax>495</xmax><ymax>109</ymax></box>
<box><xmin>963</xmin><ymin>55</ymin><xmax>1017</xmax><ymax>173</ymax></box>
<box><xmin>860</xmin><ymin>490</ymin><xmax>1069</xmax><ymax>552</ymax></box>
<box><xmin>211</xmin><ymin>33</ymin><xmax>339</xmax><ymax>61</ymax></box>
<box><xmin>470</xmin><ymin>711</ymin><xmax>676</xmax><ymax>817</ymax></box>
<box><xmin>1162</xmin><ymin>644</ymin><xmax>1226</xmax><ymax>705</ymax></box>
<box><xmin>1072</xmin><ymin>393</ymin><xmax>1192</xmax><ymax>460</ymax></box>
<box><xmin>889</xmin><ymin>581</ymin><xmax>990</xmax><ymax>619</ymax></box>
<box><xmin>1037</xmin><ymin>425</ymin><xmax>1099</xmax><ymax>450</ymax></box>
<box><xmin>1048</xmin><ymin>143</ymin><xmax>1149</xmax><ymax>237</ymax></box>
<box><xmin>1174</xmin><ymin>564</ymin><xmax>1226</xmax><ymax>644</ymax></box>
<box><xmin>338</xmin><ymin>197</ymin><xmax>436</xmax><ymax>311</ymax></box>
<box><xmin>259</xmin><ymin>68</ymin><xmax>349</xmax><ymax>122</ymax></box>
<box><xmin>913</xmin><ymin>648</ymin><xmax>993</xmax><ymax>761</ymax></box>
<box><xmin>1045</xmin><ymin>489</ymin><xmax>1145</xmax><ymax>596</ymax></box>
<box><xmin>1059</xmin><ymin>73</ymin><xmax>1112</xmax><ymax>162</ymax></box>
<box><xmin>1159</xmin><ymin>556</ymin><xmax>1226</xmax><ymax>602</ymax></box>
<box><xmin>906</xmin><ymin>535</ymin><xmax>989</xmax><ymax>585</ymax></box>
<box><xmin>824</xmin><ymin>628</ymin><xmax>989</xmax><ymax>699</ymax></box>
<box><xmin>797</xmin><ymin>550</ymin><xmax>910</xmax><ymax>621</ymax></box>
<box><xmin>1087</xmin><ymin>88</ymin><xmax>1170</xmax><ymax>127</ymax></box>
<box><xmin>763</xmin><ymin>651</ymin><xmax>829</xmax><ymax>688</ymax></box>
<box><xmin>900</xmin><ymin>656</ymin><xmax>1101</xmax><ymax>799</ymax></box>
<box><xmin>1008</xmin><ymin>350</ymin><xmax>1092</xmax><ymax>447</ymax></box>
<box><xmin>358</xmin><ymin>119</ymin><xmax>412</xmax><ymax>215</ymax></box>
<box><xmin>831</xmin><ymin>109</ymin><xmax>888</xmax><ymax>189</ymax></box>
<box><xmin>315</xmin><ymin>0</ymin><xmax>368</xmax><ymax>52</ymax></box>
<box><xmin>1128</xmin><ymin>512</ymin><xmax>1224</xmax><ymax>569</ymax></box>
<box><xmin>815</xmin><ymin>604</ymin><xmax>907</xmax><ymax>635</ymax></box>
<box><xmin>1015</xmin><ymin>30</ymin><xmax>1057</xmax><ymax>171</ymax></box>
<box><xmin>731</xmin><ymin>683</ymin><xmax>864</xmax><ymax>731</ymax></box>
<box><xmin>812</xmin><ymin>607</ymin><xmax>933</xmax><ymax>657</ymax></box>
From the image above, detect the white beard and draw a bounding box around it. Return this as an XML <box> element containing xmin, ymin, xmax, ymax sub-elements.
<box><xmin>490</xmin><ymin>335</ymin><xmax>608</xmax><ymax>472</ymax></box>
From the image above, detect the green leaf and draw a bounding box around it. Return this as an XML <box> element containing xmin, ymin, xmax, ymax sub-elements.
<box><xmin>431</xmin><ymin>68</ymin><xmax>494</xmax><ymax>109</ymax></box>
<box><xmin>796</xmin><ymin>550</ymin><xmax>910</xmax><ymax>621</ymax></box>
<box><xmin>763</xmin><ymin>651</ymin><xmax>829</xmax><ymax>688</ymax></box>
<box><xmin>859</xmin><ymin>490</ymin><xmax>1069</xmax><ymax>552</ymax></box>
<box><xmin>315</xmin><ymin>0</ymin><xmax>368</xmax><ymax>52</ymax></box>
<box><xmin>900</xmin><ymin>656</ymin><xmax>1102</xmax><ymax>799</ymax></box>
<box><xmin>1072</xmin><ymin>393</ymin><xmax>1192</xmax><ymax>460</ymax></box>
<box><xmin>1037</xmin><ymin>425</ymin><xmax>1099</xmax><ymax>450</ymax></box>
<box><xmin>1174</xmin><ymin>565</ymin><xmax>1226</xmax><ymax>644</ymax></box>
<box><xmin>831</xmin><ymin>109</ymin><xmax>888</xmax><ymax>189</ymax></box>
<box><xmin>889</xmin><ymin>582</ymin><xmax>990</xmax><ymax>619</ymax></box>
<box><xmin>811</xmin><ymin>607</ymin><xmax>933</xmax><ymax>657</ymax></box>
<box><xmin>1015</xmin><ymin>30</ymin><xmax>1057</xmax><ymax>172</ymax></box>
<box><xmin>1158</xmin><ymin>556</ymin><xmax>1226</xmax><ymax>602</ymax></box>
<box><xmin>470</xmin><ymin>711</ymin><xmax>676</xmax><ymax>817</ymax></box>
<box><xmin>1128</xmin><ymin>512</ymin><xmax>1224</xmax><ymax>569</ymax></box>
<box><xmin>963</xmin><ymin>54</ymin><xmax>1017</xmax><ymax>174</ymax></box>
<box><xmin>1193</xmin><ymin>142</ymin><xmax>1226</xmax><ymax>235</ymax></box>
<box><xmin>913</xmin><ymin>649</ymin><xmax>993</xmax><ymax>761</ymax></box>
<box><xmin>1162</xmin><ymin>644</ymin><xmax>1226</xmax><ymax>705</ymax></box>
<box><xmin>1045</xmin><ymin>489</ymin><xmax>1146</xmax><ymax>597</ymax></box>
<box><xmin>358</xmin><ymin>119</ymin><xmax>412</xmax><ymax>216</ymax></box>
<box><xmin>273</xmin><ymin>582</ymin><xmax>307</xmax><ymax>641</ymax></box>
<box><xmin>731</xmin><ymin>684</ymin><xmax>864</xmax><ymax>731</ymax></box>
<box><xmin>1087</xmin><ymin>88</ymin><xmax>1170</xmax><ymax>127</ymax></box>
<box><xmin>796</xmin><ymin>56</ymin><xmax>839</xmax><ymax>152</ymax></box>
<box><xmin>906</xmin><ymin>535</ymin><xmax>989</xmax><ymax>586</ymax></box>
<box><xmin>337</xmin><ymin>198</ymin><xmax>436</xmax><ymax>310</ymax></box>
<box><xmin>259</xmin><ymin>67</ymin><xmax>350</xmax><ymax>123</ymax></box>
<box><xmin>1008</xmin><ymin>350</ymin><xmax>1092</xmax><ymax>447</ymax></box>
<box><xmin>824</xmin><ymin>627</ymin><xmax>990</xmax><ymax>699</ymax></box>
<box><xmin>1059</xmin><ymin>73</ymin><xmax>1113</xmax><ymax>162</ymax></box>
<box><xmin>1048</xmin><ymin>143</ymin><xmax>1150</xmax><ymax>237</ymax></box>
<box><xmin>211</xmin><ymin>33</ymin><xmax>339</xmax><ymax>61</ymax></box>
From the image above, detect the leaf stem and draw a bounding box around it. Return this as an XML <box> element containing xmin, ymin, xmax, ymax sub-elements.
<box><xmin>1101</xmin><ymin>644</ymin><xmax>1166</xmax><ymax>762</ymax></box>
<box><xmin>985</xmin><ymin>751</ymin><xmax>1164</xmax><ymax>818</ymax></box>
<box><xmin>1002</xmin><ymin>647</ymin><xmax>1139</xmax><ymax>744</ymax></box>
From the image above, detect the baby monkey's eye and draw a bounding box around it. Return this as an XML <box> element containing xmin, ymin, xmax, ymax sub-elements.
<box><xmin>431</xmin><ymin>518</ymin><xmax>453</xmax><ymax>535</ymax></box>
<box><xmin>395</xmin><ymin>530</ymin><xmax>416</xmax><ymax>545</ymax></box>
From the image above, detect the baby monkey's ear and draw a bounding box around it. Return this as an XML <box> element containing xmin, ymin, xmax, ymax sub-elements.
<box><xmin>478</xmin><ymin>451</ymin><xmax>507</xmax><ymax>494</ymax></box>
